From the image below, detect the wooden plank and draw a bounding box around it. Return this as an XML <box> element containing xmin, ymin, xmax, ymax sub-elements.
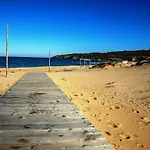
<box><xmin>0</xmin><ymin>118</ymin><xmax>88</xmax><ymax>124</ymax></box>
<box><xmin>0</xmin><ymin>130</ymin><xmax>101</xmax><ymax>139</ymax></box>
<box><xmin>0</xmin><ymin>123</ymin><xmax>93</xmax><ymax>130</ymax></box>
<box><xmin>0</xmin><ymin>143</ymin><xmax>112</xmax><ymax>150</ymax></box>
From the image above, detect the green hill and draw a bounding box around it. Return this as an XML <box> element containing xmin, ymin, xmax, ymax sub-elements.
<box><xmin>53</xmin><ymin>50</ymin><xmax>150</xmax><ymax>61</ymax></box>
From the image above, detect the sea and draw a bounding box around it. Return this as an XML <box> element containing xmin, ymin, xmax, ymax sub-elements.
<box><xmin>0</xmin><ymin>56</ymin><xmax>100</xmax><ymax>68</ymax></box>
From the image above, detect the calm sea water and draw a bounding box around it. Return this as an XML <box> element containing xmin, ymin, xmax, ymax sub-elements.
<box><xmin>0</xmin><ymin>56</ymin><xmax>100</xmax><ymax>68</ymax></box>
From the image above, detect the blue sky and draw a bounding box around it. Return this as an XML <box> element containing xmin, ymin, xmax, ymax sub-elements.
<box><xmin>0</xmin><ymin>0</ymin><xmax>150</xmax><ymax>57</ymax></box>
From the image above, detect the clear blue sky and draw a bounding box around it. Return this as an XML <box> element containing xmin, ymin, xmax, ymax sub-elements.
<box><xmin>0</xmin><ymin>0</ymin><xmax>150</xmax><ymax>57</ymax></box>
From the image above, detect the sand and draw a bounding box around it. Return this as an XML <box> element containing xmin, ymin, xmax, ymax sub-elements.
<box><xmin>0</xmin><ymin>64</ymin><xmax>150</xmax><ymax>150</ymax></box>
<box><xmin>47</xmin><ymin>64</ymin><xmax>150</xmax><ymax>150</ymax></box>
<box><xmin>0</xmin><ymin>66</ymin><xmax>81</xmax><ymax>96</ymax></box>
<box><xmin>0</xmin><ymin>70</ymin><xmax>25</xmax><ymax>96</ymax></box>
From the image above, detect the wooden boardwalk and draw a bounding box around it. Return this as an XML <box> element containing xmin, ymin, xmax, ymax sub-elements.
<box><xmin>0</xmin><ymin>72</ymin><xmax>113</xmax><ymax>150</ymax></box>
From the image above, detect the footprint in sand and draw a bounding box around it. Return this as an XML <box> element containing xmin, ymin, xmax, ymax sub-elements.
<box><xmin>106</xmin><ymin>82</ymin><xmax>115</xmax><ymax>85</ymax></box>
<box><xmin>60</xmin><ymin>78</ymin><xmax>66</xmax><ymax>81</ymax></box>
<box><xmin>91</xmin><ymin>114</ymin><xmax>97</xmax><ymax>117</ymax></box>
<box><xmin>141</xmin><ymin>117</ymin><xmax>150</xmax><ymax>124</ymax></box>
<box><xmin>137</xmin><ymin>143</ymin><xmax>144</xmax><ymax>148</ymax></box>
<box><xmin>106</xmin><ymin>113</ymin><xmax>110</xmax><ymax>116</ymax></box>
<box><xmin>132</xmin><ymin>109</ymin><xmax>140</xmax><ymax>114</ymax></box>
<box><xmin>137</xmin><ymin>117</ymin><xmax>149</xmax><ymax>126</ymax></box>
<box><xmin>72</xmin><ymin>92</ymin><xmax>78</xmax><ymax>97</ymax></box>
<box><xmin>73</xmin><ymin>94</ymin><xmax>78</xmax><ymax>97</ymax></box>
<box><xmin>129</xmin><ymin>100</ymin><xmax>133</xmax><ymax>104</ymax></box>
<box><xmin>101</xmin><ymin>102</ymin><xmax>105</xmax><ymax>105</ymax></box>
<box><xmin>92</xmin><ymin>92</ymin><xmax>98</xmax><ymax>100</ymax></box>
<box><xmin>108</xmin><ymin>122</ymin><xmax>120</xmax><ymax>128</ymax></box>
<box><xmin>111</xmin><ymin>143</ymin><xmax>117</xmax><ymax>147</ymax></box>
<box><xmin>93</xmin><ymin>97</ymin><xmax>97</xmax><ymax>100</ymax></box>
<box><xmin>109</xmin><ymin>105</ymin><xmax>120</xmax><ymax>110</ymax></box>
<box><xmin>86</xmin><ymin>100</ymin><xmax>90</xmax><ymax>103</ymax></box>
<box><xmin>105</xmin><ymin>131</ymin><xmax>111</xmax><ymax>136</ymax></box>
<box><xmin>120</xmin><ymin>133</ymin><xmax>131</xmax><ymax>140</ymax></box>
<box><xmin>105</xmin><ymin>82</ymin><xmax>115</xmax><ymax>88</ymax></box>
<box><xmin>133</xmin><ymin>134</ymin><xmax>139</xmax><ymax>138</ymax></box>
<box><xmin>138</xmin><ymin>121</ymin><xmax>148</xmax><ymax>126</ymax></box>
<box><xmin>119</xmin><ymin>139</ymin><xmax>123</xmax><ymax>142</ymax></box>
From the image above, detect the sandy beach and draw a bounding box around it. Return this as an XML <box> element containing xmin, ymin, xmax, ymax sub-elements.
<box><xmin>0</xmin><ymin>70</ymin><xmax>25</xmax><ymax>96</ymax></box>
<box><xmin>0</xmin><ymin>64</ymin><xmax>150</xmax><ymax>150</ymax></box>
<box><xmin>47</xmin><ymin>64</ymin><xmax>150</xmax><ymax>150</ymax></box>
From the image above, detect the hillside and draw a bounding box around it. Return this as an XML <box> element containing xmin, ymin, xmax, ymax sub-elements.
<box><xmin>53</xmin><ymin>50</ymin><xmax>150</xmax><ymax>61</ymax></box>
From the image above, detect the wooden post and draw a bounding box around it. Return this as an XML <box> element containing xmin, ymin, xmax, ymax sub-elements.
<box><xmin>6</xmin><ymin>24</ymin><xmax>8</xmax><ymax>77</ymax></box>
<box><xmin>49</xmin><ymin>49</ymin><xmax>50</xmax><ymax>72</ymax></box>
